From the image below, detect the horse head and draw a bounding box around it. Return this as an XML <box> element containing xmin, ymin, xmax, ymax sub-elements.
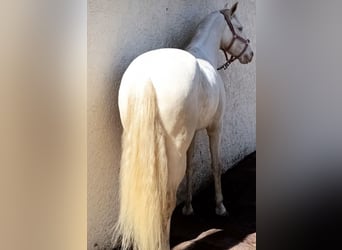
<box><xmin>220</xmin><ymin>2</ymin><xmax>254</xmax><ymax>65</ymax></box>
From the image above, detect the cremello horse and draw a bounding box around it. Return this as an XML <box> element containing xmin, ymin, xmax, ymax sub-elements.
<box><xmin>113</xmin><ymin>3</ymin><xmax>253</xmax><ymax>250</ymax></box>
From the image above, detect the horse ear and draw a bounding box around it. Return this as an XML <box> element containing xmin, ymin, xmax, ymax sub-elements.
<box><xmin>224</xmin><ymin>2</ymin><xmax>229</xmax><ymax>8</ymax></box>
<box><xmin>230</xmin><ymin>2</ymin><xmax>238</xmax><ymax>15</ymax></box>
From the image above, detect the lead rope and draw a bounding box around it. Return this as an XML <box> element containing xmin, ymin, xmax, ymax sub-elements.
<box><xmin>217</xmin><ymin>49</ymin><xmax>236</xmax><ymax>70</ymax></box>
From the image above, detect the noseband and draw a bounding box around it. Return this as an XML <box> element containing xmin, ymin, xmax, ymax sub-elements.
<box><xmin>217</xmin><ymin>11</ymin><xmax>250</xmax><ymax>70</ymax></box>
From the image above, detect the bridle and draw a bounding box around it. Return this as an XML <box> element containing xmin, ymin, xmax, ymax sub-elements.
<box><xmin>217</xmin><ymin>10</ymin><xmax>250</xmax><ymax>70</ymax></box>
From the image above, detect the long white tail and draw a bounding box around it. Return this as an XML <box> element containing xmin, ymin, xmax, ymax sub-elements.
<box><xmin>113</xmin><ymin>81</ymin><xmax>169</xmax><ymax>250</ymax></box>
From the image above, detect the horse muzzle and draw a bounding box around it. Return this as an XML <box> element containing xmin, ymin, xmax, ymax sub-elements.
<box><xmin>239</xmin><ymin>50</ymin><xmax>254</xmax><ymax>64</ymax></box>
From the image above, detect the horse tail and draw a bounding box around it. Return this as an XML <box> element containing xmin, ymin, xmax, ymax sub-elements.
<box><xmin>113</xmin><ymin>80</ymin><xmax>169</xmax><ymax>250</ymax></box>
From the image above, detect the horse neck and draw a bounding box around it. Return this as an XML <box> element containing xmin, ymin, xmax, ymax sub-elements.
<box><xmin>186</xmin><ymin>12</ymin><xmax>226</xmax><ymax>67</ymax></box>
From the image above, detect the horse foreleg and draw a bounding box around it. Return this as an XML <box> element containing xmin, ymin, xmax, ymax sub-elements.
<box><xmin>208</xmin><ymin>128</ymin><xmax>228</xmax><ymax>216</ymax></box>
<box><xmin>182</xmin><ymin>137</ymin><xmax>195</xmax><ymax>215</ymax></box>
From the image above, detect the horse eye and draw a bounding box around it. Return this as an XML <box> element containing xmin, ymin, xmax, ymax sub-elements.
<box><xmin>238</xmin><ymin>27</ymin><xmax>243</xmax><ymax>32</ymax></box>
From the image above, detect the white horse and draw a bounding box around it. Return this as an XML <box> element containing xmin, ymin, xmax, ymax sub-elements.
<box><xmin>113</xmin><ymin>3</ymin><xmax>253</xmax><ymax>250</ymax></box>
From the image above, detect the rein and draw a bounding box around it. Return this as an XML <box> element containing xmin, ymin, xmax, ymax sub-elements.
<box><xmin>217</xmin><ymin>11</ymin><xmax>250</xmax><ymax>70</ymax></box>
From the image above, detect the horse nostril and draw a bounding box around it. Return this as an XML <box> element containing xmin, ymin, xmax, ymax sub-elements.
<box><xmin>251</xmin><ymin>51</ymin><xmax>254</xmax><ymax>57</ymax></box>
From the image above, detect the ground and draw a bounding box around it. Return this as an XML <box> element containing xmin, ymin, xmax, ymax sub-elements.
<box><xmin>111</xmin><ymin>152</ymin><xmax>256</xmax><ymax>250</ymax></box>
<box><xmin>170</xmin><ymin>152</ymin><xmax>256</xmax><ymax>250</ymax></box>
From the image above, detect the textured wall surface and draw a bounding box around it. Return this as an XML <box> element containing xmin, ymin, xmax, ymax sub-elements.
<box><xmin>88</xmin><ymin>0</ymin><xmax>255</xmax><ymax>249</ymax></box>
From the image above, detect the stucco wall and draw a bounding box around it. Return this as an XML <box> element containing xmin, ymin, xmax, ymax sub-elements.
<box><xmin>88</xmin><ymin>0</ymin><xmax>255</xmax><ymax>249</ymax></box>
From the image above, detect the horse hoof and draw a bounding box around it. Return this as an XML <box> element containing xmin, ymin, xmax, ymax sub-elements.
<box><xmin>215</xmin><ymin>204</ymin><xmax>228</xmax><ymax>216</ymax></box>
<box><xmin>182</xmin><ymin>205</ymin><xmax>194</xmax><ymax>215</ymax></box>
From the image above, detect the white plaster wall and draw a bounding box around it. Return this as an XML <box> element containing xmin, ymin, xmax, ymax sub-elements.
<box><xmin>88</xmin><ymin>0</ymin><xmax>255</xmax><ymax>249</ymax></box>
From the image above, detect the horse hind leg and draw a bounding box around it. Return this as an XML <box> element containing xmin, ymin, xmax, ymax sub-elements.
<box><xmin>207</xmin><ymin>126</ymin><xmax>228</xmax><ymax>216</ymax></box>
<box><xmin>182</xmin><ymin>136</ymin><xmax>196</xmax><ymax>215</ymax></box>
